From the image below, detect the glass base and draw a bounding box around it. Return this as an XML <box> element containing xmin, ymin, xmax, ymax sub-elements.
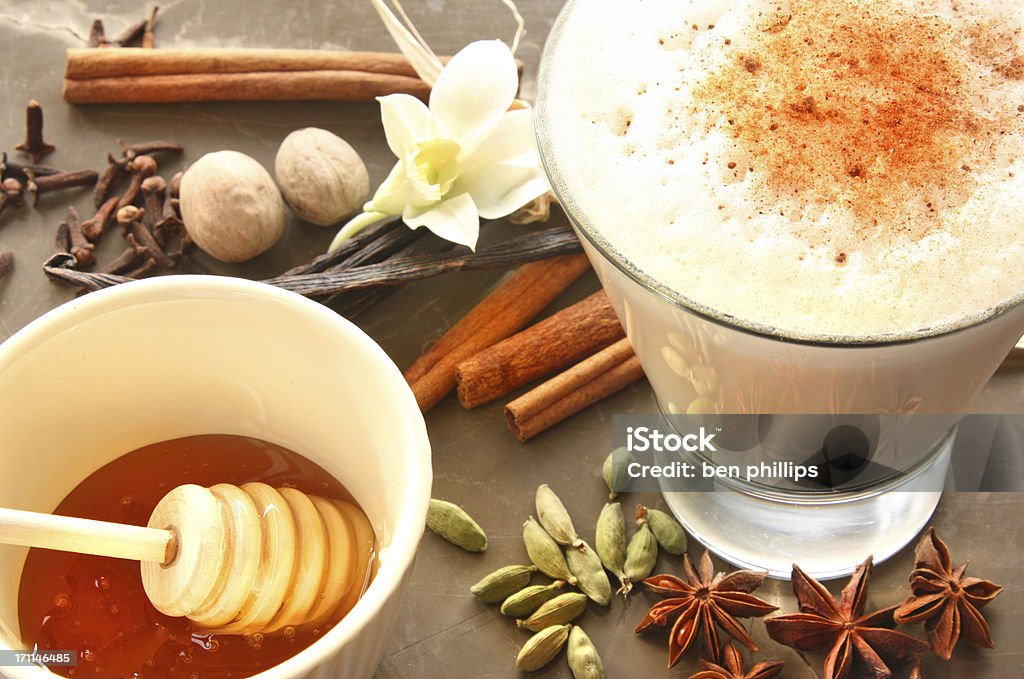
<box><xmin>660</xmin><ymin>422</ymin><xmax>953</xmax><ymax>580</ymax></box>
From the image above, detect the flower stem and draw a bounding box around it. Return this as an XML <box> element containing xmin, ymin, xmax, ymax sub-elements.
<box><xmin>328</xmin><ymin>211</ymin><xmax>390</xmax><ymax>252</ymax></box>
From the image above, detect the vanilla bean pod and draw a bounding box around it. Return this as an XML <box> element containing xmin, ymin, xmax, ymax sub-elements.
<box><xmin>44</xmin><ymin>260</ymin><xmax>131</xmax><ymax>290</ymax></box>
<box><xmin>330</xmin><ymin>236</ymin><xmax>455</xmax><ymax>317</ymax></box>
<box><xmin>266</xmin><ymin>226</ymin><xmax>582</xmax><ymax>298</ymax></box>
<box><xmin>328</xmin><ymin>222</ymin><xmax>423</xmax><ymax>271</ymax></box>
<box><xmin>279</xmin><ymin>218</ymin><xmax>400</xmax><ymax>276</ymax></box>
<box><xmin>43</xmin><ymin>225</ymin><xmax>581</xmax><ymax>296</ymax></box>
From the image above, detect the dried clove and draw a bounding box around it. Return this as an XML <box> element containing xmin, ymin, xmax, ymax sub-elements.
<box><xmin>82</xmin><ymin>196</ymin><xmax>120</xmax><ymax>242</ymax></box>
<box><xmin>65</xmin><ymin>207</ymin><xmax>96</xmax><ymax>267</ymax></box>
<box><xmin>119</xmin><ymin>139</ymin><xmax>183</xmax><ymax>161</ymax></box>
<box><xmin>142</xmin><ymin>6</ymin><xmax>159</xmax><ymax>48</ymax></box>
<box><xmin>99</xmin><ymin>234</ymin><xmax>149</xmax><ymax>275</ymax></box>
<box><xmin>169</xmin><ymin>171</ymin><xmax>183</xmax><ymax>198</ymax></box>
<box><xmin>141</xmin><ymin>175</ymin><xmax>166</xmax><ymax>232</ymax></box>
<box><xmin>1</xmin><ymin>152</ymin><xmax>61</xmax><ymax>182</ymax></box>
<box><xmin>0</xmin><ymin>250</ymin><xmax>13</xmax><ymax>280</ymax></box>
<box><xmin>146</xmin><ymin>176</ymin><xmax>186</xmax><ymax>251</ymax></box>
<box><xmin>15</xmin><ymin>101</ymin><xmax>55</xmax><ymax>164</ymax></box>
<box><xmin>117</xmin><ymin>205</ymin><xmax>174</xmax><ymax>268</ymax></box>
<box><xmin>88</xmin><ymin>19</ymin><xmax>107</xmax><ymax>47</ymax></box>
<box><xmin>112</xmin><ymin>18</ymin><xmax>148</xmax><ymax>47</ymax></box>
<box><xmin>117</xmin><ymin>156</ymin><xmax>157</xmax><ymax>209</ymax></box>
<box><xmin>53</xmin><ymin>221</ymin><xmax>71</xmax><ymax>254</ymax></box>
<box><xmin>94</xmin><ymin>153</ymin><xmax>128</xmax><ymax>207</ymax></box>
<box><xmin>26</xmin><ymin>169</ymin><xmax>99</xmax><ymax>206</ymax></box>
<box><xmin>161</xmin><ymin>195</ymin><xmax>180</xmax><ymax>225</ymax></box>
<box><xmin>0</xmin><ymin>178</ymin><xmax>24</xmax><ymax>216</ymax></box>
<box><xmin>124</xmin><ymin>257</ymin><xmax>159</xmax><ymax>278</ymax></box>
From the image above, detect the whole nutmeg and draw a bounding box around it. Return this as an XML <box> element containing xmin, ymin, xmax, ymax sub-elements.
<box><xmin>275</xmin><ymin>128</ymin><xmax>369</xmax><ymax>226</ymax></box>
<box><xmin>179</xmin><ymin>150</ymin><xmax>285</xmax><ymax>262</ymax></box>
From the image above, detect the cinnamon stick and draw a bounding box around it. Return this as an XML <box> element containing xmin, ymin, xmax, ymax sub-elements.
<box><xmin>405</xmin><ymin>254</ymin><xmax>592</xmax><ymax>412</ymax></box>
<box><xmin>63</xmin><ymin>70</ymin><xmax>431</xmax><ymax>105</ymax></box>
<box><xmin>504</xmin><ymin>338</ymin><xmax>645</xmax><ymax>442</ymax></box>
<box><xmin>65</xmin><ymin>48</ymin><xmax>438</xmax><ymax>80</ymax></box>
<box><xmin>63</xmin><ymin>48</ymin><xmax>523</xmax><ymax>105</ymax></box>
<box><xmin>454</xmin><ymin>290</ymin><xmax>624</xmax><ymax>409</ymax></box>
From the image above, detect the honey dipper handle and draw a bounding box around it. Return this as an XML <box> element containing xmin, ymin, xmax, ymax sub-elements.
<box><xmin>0</xmin><ymin>507</ymin><xmax>175</xmax><ymax>564</ymax></box>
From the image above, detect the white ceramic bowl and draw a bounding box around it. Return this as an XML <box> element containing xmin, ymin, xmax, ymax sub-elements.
<box><xmin>0</xmin><ymin>276</ymin><xmax>431</xmax><ymax>679</ymax></box>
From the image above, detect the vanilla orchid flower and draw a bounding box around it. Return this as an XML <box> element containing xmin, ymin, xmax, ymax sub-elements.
<box><xmin>329</xmin><ymin>40</ymin><xmax>550</xmax><ymax>252</ymax></box>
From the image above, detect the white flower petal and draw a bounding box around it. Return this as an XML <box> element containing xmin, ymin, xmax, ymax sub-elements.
<box><xmin>458</xmin><ymin>108</ymin><xmax>538</xmax><ymax>173</ymax></box>
<box><xmin>365</xmin><ymin>158</ymin><xmax>414</xmax><ymax>216</ymax></box>
<box><xmin>430</xmin><ymin>40</ymin><xmax>519</xmax><ymax>148</ymax></box>
<box><xmin>378</xmin><ymin>94</ymin><xmax>433</xmax><ymax>157</ymax></box>
<box><xmin>403</xmin><ymin>192</ymin><xmax>480</xmax><ymax>250</ymax></box>
<box><xmin>455</xmin><ymin>162</ymin><xmax>550</xmax><ymax>220</ymax></box>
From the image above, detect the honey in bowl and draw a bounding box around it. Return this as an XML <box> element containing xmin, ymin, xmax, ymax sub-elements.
<box><xmin>17</xmin><ymin>435</ymin><xmax>376</xmax><ymax>679</ymax></box>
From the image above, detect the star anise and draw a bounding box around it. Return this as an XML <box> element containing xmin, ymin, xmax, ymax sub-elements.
<box><xmin>687</xmin><ymin>641</ymin><xmax>784</xmax><ymax>679</ymax></box>
<box><xmin>765</xmin><ymin>557</ymin><xmax>929</xmax><ymax>679</ymax></box>
<box><xmin>635</xmin><ymin>550</ymin><xmax>778</xmax><ymax>667</ymax></box>
<box><xmin>893</xmin><ymin>527</ymin><xmax>1003</xmax><ymax>660</ymax></box>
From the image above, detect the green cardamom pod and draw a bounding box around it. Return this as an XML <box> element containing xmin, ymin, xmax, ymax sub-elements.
<box><xmin>500</xmin><ymin>580</ymin><xmax>567</xmax><ymax>618</ymax></box>
<box><xmin>567</xmin><ymin>626</ymin><xmax>605</xmax><ymax>679</ymax></box>
<box><xmin>601</xmin><ymin>451</ymin><xmax>617</xmax><ymax>500</ymax></box>
<box><xmin>620</xmin><ymin>522</ymin><xmax>658</xmax><ymax>595</ymax></box>
<box><xmin>469</xmin><ymin>564</ymin><xmax>536</xmax><ymax>604</ymax></box>
<box><xmin>602</xmin><ymin>448</ymin><xmax>631</xmax><ymax>500</ymax></box>
<box><xmin>524</xmin><ymin>517</ymin><xmax>576</xmax><ymax>584</ymax></box>
<box><xmin>595</xmin><ymin>502</ymin><xmax>627</xmax><ymax>588</ymax></box>
<box><xmin>516</xmin><ymin>624</ymin><xmax>572</xmax><ymax>671</ymax></box>
<box><xmin>426</xmin><ymin>498</ymin><xmax>487</xmax><ymax>552</ymax></box>
<box><xmin>536</xmin><ymin>484</ymin><xmax>580</xmax><ymax>546</ymax></box>
<box><xmin>637</xmin><ymin>505</ymin><xmax>687</xmax><ymax>555</ymax></box>
<box><xmin>595</xmin><ymin>503</ymin><xmax>626</xmax><ymax>573</ymax></box>
<box><xmin>566</xmin><ymin>540</ymin><xmax>612</xmax><ymax>606</ymax></box>
<box><xmin>517</xmin><ymin>592</ymin><xmax>588</xmax><ymax>632</ymax></box>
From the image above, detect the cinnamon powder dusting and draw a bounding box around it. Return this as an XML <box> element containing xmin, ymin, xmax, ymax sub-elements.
<box><xmin>692</xmin><ymin>0</ymin><xmax>1023</xmax><ymax>239</ymax></box>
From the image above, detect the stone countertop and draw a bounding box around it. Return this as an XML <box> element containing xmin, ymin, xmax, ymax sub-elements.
<box><xmin>0</xmin><ymin>1</ymin><xmax>1022</xmax><ymax>677</ymax></box>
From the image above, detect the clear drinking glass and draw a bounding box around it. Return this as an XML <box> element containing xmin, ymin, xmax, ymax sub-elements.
<box><xmin>535</xmin><ymin>0</ymin><xmax>1024</xmax><ymax>578</ymax></box>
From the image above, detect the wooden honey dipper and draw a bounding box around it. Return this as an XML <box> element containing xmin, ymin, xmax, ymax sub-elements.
<box><xmin>0</xmin><ymin>482</ymin><xmax>374</xmax><ymax>634</ymax></box>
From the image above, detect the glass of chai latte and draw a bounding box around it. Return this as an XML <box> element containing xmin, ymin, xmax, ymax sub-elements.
<box><xmin>537</xmin><ymin>0</ymin><xmax>1024</xmax><ymax>578</ymax></box>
